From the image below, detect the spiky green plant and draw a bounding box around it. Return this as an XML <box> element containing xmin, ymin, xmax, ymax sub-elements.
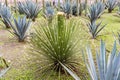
<box><xmin>7</xmin><ymin>16</ymin><xmax>31</xmax><ymax>42</ymax></box>
<box><xmin>106</xmin><ymin>0</ymin><xmax>117</xmax><ymax>13</ymax></box>
<box><xmin>84</xmin><ymin>40</ymin><xmax>120</xmax><ymax>80</ymax></box>
<box><xmin>87</xmin><ymin>21</ymin><xmax>106</xmax><ymax>39</ymax></box>
<box><xmin>0</xmin><ymin>5</ymin><xmax>12</xmax><ymax>28</ymax></box>
<box><xmin>30</xmin><ymin>12</ymin><xmax>87</xmax><ymax>79</ymax></box>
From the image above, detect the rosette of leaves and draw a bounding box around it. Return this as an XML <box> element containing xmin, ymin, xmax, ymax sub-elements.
<box><xmin>21</xmin><ymin>0</ymin><xmax>41</xmax><ymax>21</ymax></box>
<box><xmin>88</xmin><ymin>1</ymin><xmax>105</xmax><ymax>23</ymax></box>
<box><xmin>17</xmin><ymin>2</ymin><xmax>25</xmax><ymax>14</ymax></box>
<box><xmin>60</xmin><ymin>0</ymin><xmax>71</xmax><ymax>18</ymax></box>
<box><xmin>72</xmin><ymin>2</ymin><xmax>86</xmax><ymax>16</ymax></box>
<box><xmin>7</xmin><ymin>16</ymin><xmax>31</xmax><ymax>42</ymax></box>
<box><xmin>0</xmin><ymin>5</ymin><xmax>12</xmax><ymax>28</ymax></box>
<box><xmin>43</xmin><ymin>2</ymin><xmax>55</xmax><ymax>23</ymax></box>
<box><xmin>84</xmin><ymin>40</ymin><xmax>120</xmax><ymax>80</ymax></box>
<box><xmin>106</xmin><ymin>0</ymin><xmax>117</xmax><ymax>13</ymax></box>
<box><xmin>30</xmin><ymin>12</ymin><xmax>87</xmax><ymax>79</ymax></box>
<box><xmin>87</xmin><ymin>21</ymin><xmax>106</xmax><ymax>39</ymax></box>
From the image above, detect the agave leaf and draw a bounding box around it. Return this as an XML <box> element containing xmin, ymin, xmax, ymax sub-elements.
<box><xmin>59</xmin><ymin>62</ymin><xmax>80</xmax><ymax>80</ymax></box>
<box><xmin>0</xmin><ymin>67</ymin><xmax>10</xmax><ymax>78</ymax></box>
<box><xmin>94</xmin><ymin>24</ymin><xmax>106</xmax><ymax>38</ymax></box>
<box><xmin>86</xmin><ymin>47</ymin><xmax>98</xmax><ymax>80</ymax></box>
<box><xmin>85</xmin><ymin>40</ymin><xmax>120</xmax><ymax>80</ymax></box>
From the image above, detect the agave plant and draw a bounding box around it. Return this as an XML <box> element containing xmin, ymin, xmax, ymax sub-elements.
<box><xmin>43</xmin><ymin>2</ymin><xmax>54</xmax><ymax>22</ymax></box>
<box><xmin>84</xmin><ymin>40</ymin><xmax>120</xmax><ymax>80</ymax></box>
<box><xmin>87</xmin><ymin>21</ymin><xmax>106</xmax><ymax>39</ymax></box>
<box><xmin>45</xmin><ymin>1</ymin><xmax>51</xmax><ymax>7</ymax></box>
<box><xmin>61</xmin><ymin>0</ymin><xmax>71</xmax><ymax>18</ymax></box>
<box><xmin>0</xmin><ymin>5</ymin><xmax>12</xmax><ymax>28</ymax></box>
<box><xmin>88</xmin><ymin>1</ymin><xmax>105</xmax><ymax>23</ymax></box>
<box><xmin>30</xmin><ymin>12</ymin><xmax>87</xmax><ymax>79</ymax></box>
<box><xmin>7</xmin><ymin>16</ymin><xmax>31</xmax><ymax>42</ymax></box>
<box><xmin>17</xmin><ymin>2</ymin><xmax>25</xmax><ymax>14</ymax></box>
<box><xmin>72</xmin><ymin>2</ymin><xmax>86</xmax><ymax>16</ymax></box>
<box><xmin>20</xmin><ymin>0</ymin><xmax>41</xmax><ymax>21</ymax></box>
<box><xmin>106</xmin><ymin>0</ymin><xmax>117</xmax><ymax>13</ymax></box>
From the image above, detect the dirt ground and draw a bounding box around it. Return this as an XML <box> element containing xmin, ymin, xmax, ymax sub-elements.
<box><xmin>0</xmin><ymin>28</ymin><xmax>29</xmax><ymax>72</ymax></box>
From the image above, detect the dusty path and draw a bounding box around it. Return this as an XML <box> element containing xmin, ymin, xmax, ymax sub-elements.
<box><xmin>0</xmin><ymin>28</ymin><xmax>30</xmax><ymax>79</ymax></box>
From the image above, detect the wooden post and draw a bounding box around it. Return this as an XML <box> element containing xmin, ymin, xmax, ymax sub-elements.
<box><xmin>70</xmin><ymin>0</ymin><xmax>72</xmax><ymax>15</ymax></box>
<box><xmin>14</xmin><ymin>0</ymin><xmax>17</xmax><ymax>13</ymax></box>
<box><xmin>85</xmin><ymin>0</ymin><xmax>87</xmax><ymax>16</ymax></box>
<box><xmin>58</xmin><ymin>0</ymin><xmax>60</xmax><ymax>11</ymax></box>
<box><xmin>77</xmin><ymin>0</ymin><xmax>79</xmax><ymax>16</ymax></box>
<box><xmin>79</xmin><ymin>0</ymin><xmax>82</xmax><ymax>16</ymax></box>
<box><xmin>5</xmin><ymin>0</ymin><xmax>8</xmax><ymax>6</ymax></box>
<box><xmin>42</xmin><ymin>0</ymin><xmax>45</xmax><ymax>12</ymax></box>
<box><xmin>96</xmin><ymin>0</ymin><xmax>98</xmax><ymax>3</ymax></box>
<box><xmin>36</xmin><ymin>0</ymin><xmax>38</xmax><ymax>3</ymax></box>
<box><xmin>103</xmin><ymin>0</ymin><xmax>105</xmax><ymax>3</ymax></box>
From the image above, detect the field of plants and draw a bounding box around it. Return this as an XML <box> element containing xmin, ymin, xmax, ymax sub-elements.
<box><xmin>0</xmin><ymin>0</ymin><xmax>120</xmax><ymax>80</ymax></box>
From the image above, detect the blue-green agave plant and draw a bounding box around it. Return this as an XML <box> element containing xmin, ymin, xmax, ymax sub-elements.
<box><xmin>88</xmin><ymin>1</ymin><xmax>105</xmax><ymax>23</ymax></box>
<box><xmin>106</xmin><ymin>0</ymin><xmax>117</xmax><ymax>13</ymax></box>
<box><xmin>72</xmin><ymin>2</ymin><xmax>86</xmax><ymax>16</ymax></box>
<box><xmin>87</xmin><ymin>21</ymin><xmax>106</xmax><ymax>39</ymax></box>
<box><xmin>0</xmin><ymin>5</ymin><xmax>12</xmax><ymax>28</ymax></box>
<box><xmin>7</xmin><ymin>16</ymin><xmax>31</xmax><ymax>42</ymax></box>
<box><xmin>61</xmin><ymin>0</ymin><xmax>71</xmax><ymax>18</ymax></box>
<box><xmin>17</xmin><ymin>2</ymin><xmax>25</xmax><ymax>14</ymax></box>
<box><xmin>84</xmin><ymin>40</ymin><xmax>120</xmax><ymax>80</ymax></box>
<box><xmin>43</xmin><ymin>2</ymin><xmax>54</xmax><ymax>21</ymax></box>
<box><xmin>44</xmin><ymin>7</ymin><xmax>54</xmax><ymax>21</ymax></box>
<box><xmin>19</xmin><ymin>0</ymin><xmax>41</xmax><ymax>21</ymax></box>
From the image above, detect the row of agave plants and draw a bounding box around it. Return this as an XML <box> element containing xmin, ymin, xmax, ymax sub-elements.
<box><xmin>0</xmin><ymin>0</ymin><xmax>120</xmax><ymax>79</ymax></box>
